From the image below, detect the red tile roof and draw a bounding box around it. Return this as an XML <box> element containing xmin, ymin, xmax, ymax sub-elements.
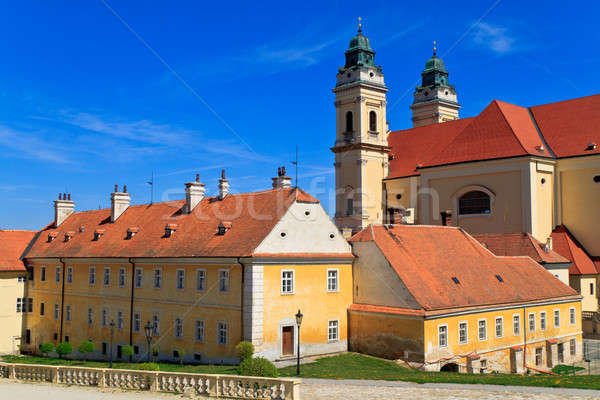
<box><xmin>386</xmin><ymin>94</ymin><xmax>600</xmax><ymax>176</ymax></box>
<box><xmin>473</xmin><ymin>233</ymin><xmax>570</xmax><ymax>264</ymax></box>
<box><xmin>350</xmin><ymin>225</ymin><xmax>579</xmax><ymax>311</ymax></box>
<box><xmin>0</xmin><ymin>230</ymin><xmax>37</xmax><ymax>272</ymax></box>
<box><xmin>25</xmin><ymin>188</ymin><xmax>323</xmax><ymax>259</ymax></box>
<box><xmin>551</xmin><ymin>225</ymin><xmax>598</xmax><ymax>275</ymax></box>
<box><xmin>348</xmin><ymin>304</ymin><xmax>425</xmax><ymax>317</ymax></box>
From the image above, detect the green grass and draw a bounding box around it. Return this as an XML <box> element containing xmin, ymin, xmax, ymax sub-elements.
<box><xmin>278</xmin><ymin>353</ymin><xmax>600</xmax><ymax>390</ymax></box>
<box><xmin>1</xmin><ymin>355</ymin><xmax>238</xmax><ymax>375</ymax></box>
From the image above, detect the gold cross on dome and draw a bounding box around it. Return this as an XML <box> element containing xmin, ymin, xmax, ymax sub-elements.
<box><xmin>358</xmin><ymin>16</ymin><xmax>362</xmax><ymax>32</ymax></box>
<box><xmin>433</xmin><ymin>40</ymin><xmax>437</xmax><ymax>56</ymax></box>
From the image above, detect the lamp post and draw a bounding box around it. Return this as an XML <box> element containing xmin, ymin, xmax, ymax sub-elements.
<box><xmin>109</xmin><ymin>320</ymin><xmax>115</xmax><ymax>368</ymax></box>
<box><xmin>144</xmin><ymin>320</ymin><xmax>153</xmax><ymax>363</ymax></box>
<box><xmin>295</xmin><ymin>309</ymin><xmax>303</xmax><ymax>376</ymax></box>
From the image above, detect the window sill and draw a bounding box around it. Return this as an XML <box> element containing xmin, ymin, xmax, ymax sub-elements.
<box><xmin>457</xmin><ymin>213</ymin><xmax>493</xmax><ymax>219</ymax></box>
<box><xmin>280</xmin><ymin>292</ymin><xmax>295</xmax><ymax>296</ymax></box>
<box><xmin>327</xmin><ymin>290</ymin><xmax>339</xmax><ymax>293</ymax></box>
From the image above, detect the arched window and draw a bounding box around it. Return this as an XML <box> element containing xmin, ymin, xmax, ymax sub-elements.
<box><xmin>458</xmin><ymin>191</ymin><xmax>491</xmax><ymax>215</ymax></box>
<box><xmin>369</xmin><ymin>111</ymin><xmax>377</xmax><ymax>132</ymax></box>
<box><xmin>345</xmin><ymin>111</ymin><xmax>353</xmax><ymax>132</ymax></box>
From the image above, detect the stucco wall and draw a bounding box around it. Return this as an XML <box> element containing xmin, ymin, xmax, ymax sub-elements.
<box><xmin>0</xmin><ymin>272</ymin><xmax>26</xmax><ymax>354</ymax></box>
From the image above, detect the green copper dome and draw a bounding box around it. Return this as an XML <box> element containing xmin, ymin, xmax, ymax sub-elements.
<box><xmin>419</xmin><ymin>46</ymin><xmax>451</xmax><ymax>88</ymax></box>
<box><xmin>344</xmin><ymin>26</ymin><xmax>376</xmax><ymax>68</ymax></box>
<box><xmin>424</xmin><ymin>54</ymin><xmax>447</xmax><ymax>73</ymax></box>
<box><xmin>348</xmin><ymin>32</ymin><xmax>372</xmax><ymax>52</ymax></box>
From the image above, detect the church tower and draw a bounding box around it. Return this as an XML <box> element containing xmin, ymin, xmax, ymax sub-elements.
<box><xmin>332</xmin><ymin>18</ymin><xmax>390</xmax><ymax>233</ymax></box>
<box><xmin>410</xmin><ymin>42</ymin><xmax>460</xmax><ymax>127</ymax></box>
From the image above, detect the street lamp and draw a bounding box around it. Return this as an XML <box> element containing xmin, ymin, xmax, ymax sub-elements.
<box><xmin>109</xmin><ymin>320</ymin><xmax>115</xmax><ymax>368</ymax></box>
<box><xmin>295</xmin><ymin>309</ymin><xmax>303</xmax><ymax>376</ymax></box>
<box><xmin>144</xmin><ymin>320</ymin><xmax>153</xmax><ymax>363</ymax></box>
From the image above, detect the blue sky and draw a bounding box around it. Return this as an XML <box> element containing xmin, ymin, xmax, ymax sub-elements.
<box><xmin>1</xmin><ymin>1</ymin><xmax>598</xmax><ymax>229</ymax></box>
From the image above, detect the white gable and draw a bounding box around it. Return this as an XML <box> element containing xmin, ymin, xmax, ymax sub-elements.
<box><xmin>254</xmin><ymin>201</ymin><xmax>351</xmax><ymax>254</ymax></box>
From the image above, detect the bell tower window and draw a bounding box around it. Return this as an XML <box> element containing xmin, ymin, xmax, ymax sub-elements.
<box><xmin>369</xmin><ymin>111</ymin><xmax>377</xmax><ymax>132</ymax></box>
<box><xmin>345</xmin><ymin>111</ymin><xmax>353</xmax><ymax>133</ymax></box>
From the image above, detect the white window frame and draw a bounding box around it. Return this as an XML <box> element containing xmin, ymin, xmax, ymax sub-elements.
<box><xmin>103</xmin><ymin>267</ymin><xmax>111</xmax><ymax>286</ymax></box>
<box><xmin>513</xmin><ymin>314</ymin><xmax>521</xmax><ymax>336</ymax></box>
<box><xmin>196</xmin><ymin>269</ymin><xmax>206</xmax><ymax>291</ymax></box>
<box><xmin>174</xmin><ymin>318</ymin><xmax>184</xmax><ymax>339</ymax></box>
<box><xmin>458</xmin><ymin>321</ymin><xmax>468</xmax><ymax>344</ymax></box>
<box><xmin>528</xmin><ymin>312</ymin><xmax>536</xmax><ymax>332</ymax></box>
<box><xmin>217</xmin><ymin>321</ymin><xmax>228</xmax><ymax>345</ymax></box>
<box><xmin>118</xmin><ymin>268</ymin><xmax>126</xmax><ymax>287</ymax></box>
<box><xmin>54</xmin><ymin>304</ymin><xmax>60</xmax><ymax>320</ymax></box>
<box><xmin>133</xmin><ymin>312</ymin><xmax>141</xmax><ymax>332</ymax></box>
<box><xmin>176</xmin><ymin>268</ymin><xmax>185</xmax><ymax>290</ymax></box>
<box><xmin>195</xmin><ymin>320</ymin><xmax>205</xmax><ymax>342</ymax></box>
<box><xmin>495</xmin><ymin>316</ymin><xmax>503</xmax><ymax>338</ymax></box>
<box><xmin>89</xmin><ymin>266</ymin><xmax>96</xmax><ymax>285</ymax></box>
<box><xmin>66</xmin><ymin>266</ymin><xmax>73</xmax><ymax>284</ymax></box>
<box><xmin>152</xmin><ymin>313</ymin><xmax>160</xmax><ymax>336</ymax></box>
<box><xmin>219</xmin><ymin>269</ymin><xmax>229</xmax><ymax>293</ymax></box>
<box><xmin>153</xmin><ymin>268</ymin><xmax>162</xmax><ymax>289</ymax></box>
<box><xmin>570</xmin><ymin>338</ymin><xmax>576</xmax><ymax>356</ymax></box>
<box><xmin>569</xmin><ymin>307</ymin><xmax>576</xmax><ymax>325</ymax></box>
<box><xmin>87</xmin><ymin>308</ymin><xmax>93</xmax><ymax>325</ymax></box>
<box><xmin>327</xmin><ymin>269</ymin><xmax>339</xmax><ymax>292</ymax></box>
<box><xmin>328</xmin><ymin>319</ymin><xmax>339</xmax><ymax>342</ymax></box>
<box><xmin>55</xmin><ymin>266</ymin><xmax>61</xmax><ymax>283</ymax></box>
<box><xmin>540</xmin><ymin>311</ymin><xmax>547</xmax><ymax>331</ymax></box>
<box><xmin>16</xmin><ymin>298</ymin><xmax>23</xmax><ymax>313</ymax></box>
<box><xmin>438</xmin><ymin>324</ymin><xmax>448</xmax><ymax>347</ymax></box>
<box><xmin>102</xmin><ymin>308</ymin><xmax>108</xmax><ymax>327</ymax></box>
<box><xmin>281</xmin><ymin>270</ymin><xmax>294</xmax><ymax>295</ymax></box>
<box><xmin>135</xmin><ymin>267</ymin><xmax>143</xmax><ymax>288</ymax></box>
<box><xmin>117</xmin><ymin>311</ymin><xmax>124</xmax><ymax>329</ymax></box>
<box><xmin>478</xmin><ymin>319</ymin><xmax>487</xmax><ymax>341</ymax></box>
<box><xmin>554</xmin><ymin>309</ymin><xmax>560</xmax><ymax>328</ymax></box>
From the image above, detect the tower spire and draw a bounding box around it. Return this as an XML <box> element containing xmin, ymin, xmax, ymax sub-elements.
<box><xmin>358</xmin><ymin>16</ymin><xmax>362</xmax><ymax>33</ymax></box>
<box><xmin>433</xmin><ymin>40</ymin><xmax>437</xmax><ymax>57</ymax></box>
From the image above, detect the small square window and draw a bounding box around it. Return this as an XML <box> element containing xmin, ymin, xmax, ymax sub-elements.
<box><xmin>328</xmin><ymin>320</ymin><xmax>339</xmax><ymax>342</ymax></box>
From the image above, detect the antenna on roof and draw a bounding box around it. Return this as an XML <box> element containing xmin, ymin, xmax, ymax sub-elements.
<box><xmin>147</xmin><ymin>171</ymin><xmax>154</xmax><ymax>204</ymax></box>
<box><xmin>291</xmin><ymin>145</ymin><xmax>299</xmax><ymax>188</ymax></box>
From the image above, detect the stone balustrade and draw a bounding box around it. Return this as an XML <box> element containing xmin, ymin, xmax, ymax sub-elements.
<box><xmin>0</xmin><ymin>362</ymin><xmax>301</xmax><ymax>399</ymax></box>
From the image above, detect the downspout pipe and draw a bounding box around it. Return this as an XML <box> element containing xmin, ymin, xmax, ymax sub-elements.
<box><xmin>58</xmin><ymin>258</ymin><xmax>67</xmax><ymax>343</ymax></box>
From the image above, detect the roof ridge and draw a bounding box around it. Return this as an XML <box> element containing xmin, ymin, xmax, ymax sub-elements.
<box><xmin>493</xmin><ymin>100</ymin><xmax>532</xmax><ymax>156</ymax></box>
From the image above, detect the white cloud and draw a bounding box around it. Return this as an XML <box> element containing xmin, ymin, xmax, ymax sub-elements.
<box><xmin>471</xmin><ymin>22</ymin><xmax>515</xmax><ymax>54</ymax></box>
<box><xmin>0</xmin><ymin>126</ymin><xmax>70</xmax><ymax>163</ymax></box>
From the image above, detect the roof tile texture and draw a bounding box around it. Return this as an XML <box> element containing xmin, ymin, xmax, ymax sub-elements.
<box><xmin>473</xmin><ymin>233</ymin><xmax>570</xmax><ymax>264</ymax></box>
<box><xmin>0</xmin><ymin>230</ymin><xmax>37</xmax><ymax>271</ymax></box>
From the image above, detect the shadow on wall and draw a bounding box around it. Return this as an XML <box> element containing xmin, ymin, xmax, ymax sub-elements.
<box><xmin>349</xmin><ymin>333</ymin><xmax>423</xmax><ymax>362</ymax></box>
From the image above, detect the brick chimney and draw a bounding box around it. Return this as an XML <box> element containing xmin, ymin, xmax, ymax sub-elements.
<box><xmin>111</xmin><ymin>184</ymin><xmax>131</xmax><ymax>222</ymax></box>
<box><xmin>54</xmin><ymin>193</ymin><xmax>75</xmax><ymax>227</ymax></box>
<box><xmin>441</xmin><ymin>210</ymin><xmax>453</xmax><ymax>226</ymax></box>
<box><xmin>185</xmin><ymin>174</ymin><xmax>206</xmax><ymax>214</ymax></box>
<box><xmin>218</xmin><ymin>170</ymin><xmax>229</xmax><ymax>200</ymax></box>
<box><xmin>390</xmin><ymin>208</ymin><xmax>404</xmax><ymax>225</ymax></box>
<box><xmin>272</xmin><ymin>166</ymin><xmax>292</xmax><ymax>189</ymax></box>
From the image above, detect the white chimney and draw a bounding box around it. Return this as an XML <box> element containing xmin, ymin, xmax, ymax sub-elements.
<box><xmin>544</xmin><ymin>237</ymin><xmax>553</xmax><ymax>253</ymax></box>
<box><xmin>272</xmin><ymin>166</ymin><xmax>292</xmax><ymax>189</ymax></box>
<box><xmin>54</xmin><ymin>193</ymin><xmax>75</xmax><ymax>227</ymax></box>
<box><xmin>218</xmin><ymin>170</ymin><xmax>229</xmax><ymax>200</ymax></box>
<box><xmin>111</xmin><ymin>184</ymin><xmax>131</xmax><ymax>222</ymax></box>
<box><xmin>185</xmin><ymin>174</ymin><xmax>206</xmax><ymax>213</ymax></box>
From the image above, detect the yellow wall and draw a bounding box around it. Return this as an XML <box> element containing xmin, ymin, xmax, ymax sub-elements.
<box><xmin>384</xmin><ymin>176</ymin><xmax>419</xmax><ymax>223</ymax></box>
<box><xmin>571</xmin><ymin>275</ymin><xmax>599</xmax><ymax>312</ymax></box>
<box><xmin>0</xmin><ymin>272</ymin><xmax>27</xmax><ymax>354</ymax></box>
<box><xmin>533</xmin><ymin>164</ymin><xmax>554</xmax><ymax>242</ymax></box>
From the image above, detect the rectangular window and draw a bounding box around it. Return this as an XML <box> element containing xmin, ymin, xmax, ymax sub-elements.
<box><xmin>554</xmin><ymin>309</ymin><xmax>560</xmax><ymax>328</ymax></box>
<box><xmin>103</xmin><ymin>267</ymin><xmax>110</xmax><ymax>286</ymax></box>
<box><xmin>176</xmin><ymin>269</ymin><xmax>185</xmax><ymax>290</ymax></box>
<box><xmin>89</xmin><ymin>267</ymin><xmax>96</xmax><ymax>285</ymax></box>
<box><xmin>196</xmin><ymin>269</ymin><xmax>206</xmax><ymax>291</ymax></box>
<box><xmin>529</xmin><ymin>312</ymin><xmax>536</xmax><ymax>332</ymax></box>
<box><xmin>28</xmin><ymin>298</ymin><xmax>32</xmax><ymax>313</ymax></box>
<box><xmin>540</xmin><ymin>311</ymin><xmax>547</xmax><ymax>331</ymax></box>
<box><xmin>87</xmin><ymin>308</ymin><xmax>93</xmax><ymax>325</ymax></box>
<box><xmin>513</xmin><ymin>315</ymin><xmax>520</xmax><ymax>335</ymax></box>
<box><xmin>55</xmin><ymin>266</ymin><xmax>61</xmax><ymax>283</ymax></box>
<box><xmin>174</xmin><ymin>318</ymin><xmax>183</xmax><ymax>338</ymax></box>
<box><xmin>40</xmin><ymin>266</ymin><xmax>46</xmax><ymax>282</ymax></box>
<box><xmin>535</xmin><ymin>347</ymin><xmax>543</xmax><ymax>366</ymax></box>
<box><xmin>459</xmin><ymin>322</ymin><xmax>468</xmax><ymax>344</ymax></box>
<box><xmin>217</xmin><ymin>322</ymin><xmax>228</xmax><ymax>345</ymax></box>
<box><xmin>40</xmin><ymin>302</ymin><xmax>45</xmax><ymax>316</ymax></box>
<box><xmin>152</xmin><ymin>313</ymin><xmax>160</xmax><ymax>336</ymax></box>
<box><xmin>328</xmin><ymin>320</ymin><xmax>339</xmax><ymax>342</ymax></box>
<box><xmin>16</xmin><ymin>298</ymin><xmax>23</xmax><ymax>313</ymax></box>
<box><xmin>65</xmin><ymin>305</ymin><xmax>71</xmax><ymax>322</ymax></box>
<box><xmin>219</xmin><ymin>269</ymin><xmax>229</xmax><ymax>292</ymax></box>
<box><xmin>102</xmin><ymin>309</ymin><xmax>108</xmax><ymax>327</ymax></box>
<box><xmin>102</xmin><ymin>342</ymin><xmax>107</xmax><ymax>355</ymax></box>
<box><xmin>478</xmin><ymin>319</ymin><xmax>487</xmax><ymax>341</ymax></box>
<box><xmin>17</xmin><ymin>276</ymin><xmax>26</xmax><ymax>283</ymax></box>
<box><xmin>153</xmin><ymin>269</ymin><xmax>162</xmax><ymax>289</ymax></box>
<box><xmin>346</xmin><ymin>198</ymin><xmax>353</xmax><ymax>216</ymax></box>
<box><xmin>570</xmin><ymin>338</ymin><xmax>576</xmax><ymax>356</ymax></box>
<box><xmin>495</xmin><ymin>317</ymin><xmax>503</xmax><ymax>338</ymax></box>
<box><xmin>66</xmin><ymin>267</ymin><xmax>73</xmax><ymax>284</ymax></box>
<box><xmin>135</xmin><ymin>268</ymin><xmax>143</xmax><ymax>288</ymax></box>
<box><xmin>133</xmin><ymin>313</ymin><xmax>140</xmax><ymax>332</ymax></box>
<box><xmin>117</xmin><ymin>311</ymin><xmax>124</xmax><ymax>329</ymax></box>
<box><xmin>118</xmin><ymin>268</ymin><xmax>126</xmax><ymax>287</ymax></box>
<box><xmin>281</xmin><ymin>270</ymin><xmax>294</xmax><ymax>294</ymax></box>
<box><xmin>195</xmin><ymin>320</ymin><xmax>205</xmax><ymax>342</ymax></box>
<box><xmin>54</xmin><ymin>304</ymin><xmax>60</xmax><ymax>320</ymax></box>
<box><xmin>438</xmin><ymin>325</ymin><xmax>448</xmax><ymax>347</ymax></box>
<box><xmin>327</xmin><ymin>269</ymin><xmax>339</xmax><ymax>292</ymax></box>
<box><xmin>591</xmin><ymin>283</ymin><xmax>595</xmax><ymax>296</ymax></box>
<box><xmin>570</xmin><ymin>307</ymin><xmax>576</xmax><ymax>325</ymax></box>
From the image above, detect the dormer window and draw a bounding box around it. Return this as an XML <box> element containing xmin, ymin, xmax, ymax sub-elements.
<box><xmin>126</xmin><ymin>227</ymin><xmax>139</xmax><ymax>240</ymax></box>
<box><xmin>165</xmin><ymin>223</ymin><xmax>178</xmax><ymax>238</ymax></box>
<box><xmin>64</xmin><ymin>231</ymin><xmax>75</xmax><ymax>242</ymax></box>
<box><xmin>93</xmin><ymin>229</ymin><xmax>105</xmax><ymax>241</ymax></box>
<box><xmin>217</xmin><ymin>221</ymin><xmax>232</xmax><ymax>235</ymax></box>
<box><xmin>48</xmin><ymin>232</ymin><xmax>58</xmax><ymax>242</ymax></box>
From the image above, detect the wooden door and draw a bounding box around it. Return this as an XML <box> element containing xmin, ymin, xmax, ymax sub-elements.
<box><xmin>282</xmin><ymin>326</ymin><xmax>294</xmax><ymax>356</ymax></box>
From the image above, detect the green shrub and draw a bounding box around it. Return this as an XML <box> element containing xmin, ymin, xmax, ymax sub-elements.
<box><xmin>235</xmin><ymin>341</ymin><xmax>255</xmax><ymax>361</ymax></box>
<box><xmin>40</xmin><ymin>342</ymin><xmax>54</xmax><ymax>357</ymax></box>
<box><xmin>56</xmin><ymin>342</ymin><xmax>73</xmax><ymax>359</ymax></box>
<box><xmin>138</xmin><ymin>362</ymin><xmax>160</xmax><ymax>371</ymax></box>
<box><xmin>121</xmin><ymin>345</ymin><xmax>134</xmax><ymax>357</ymax></box>
<box><xmin>238</xmin><ymin>357</ymin><xmax>278</xmax><ymax>378</ymax></box>
<box><xmin>175</xmin><ymin>348</ymin><xmax>186</xmax><ymax>365</ymax></box>
<box><xmin>77</xmin><ymin>340</ymin><xmax>94</xmax><ymax>362</ymax></box>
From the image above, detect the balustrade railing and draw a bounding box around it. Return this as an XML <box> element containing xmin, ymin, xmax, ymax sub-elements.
<box><xmin>0</xmin><ymin>362</ymin><xmax>300</xmax><ymax>399</ymax></box>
